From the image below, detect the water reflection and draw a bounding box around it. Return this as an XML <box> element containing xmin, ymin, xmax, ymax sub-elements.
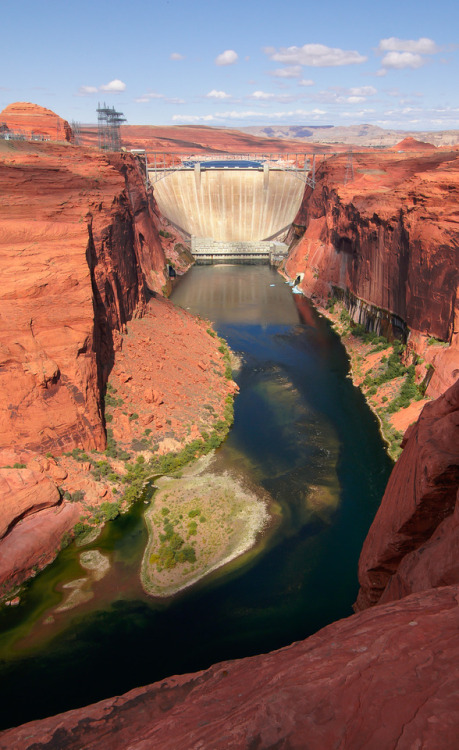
<box><xmin>172</xmin><ymin>265</ymin><xmax>300</xmax><ymax>326</ymax></box>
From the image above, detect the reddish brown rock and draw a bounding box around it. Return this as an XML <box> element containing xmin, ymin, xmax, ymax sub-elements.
<box><xmin>0</xmin><ymin>502</ymin><xmax>81</xmax><ymax>591</ymax></box>
<box><xmin>393</xmin><ymin>136</ymin><xmax>436</xmax><ymax>151</ymax></box>
<box><xmin>2</xmin><ymin>585</ymin><xmax>458</xmax><ymax>749</ymax></box>
<box><xmin>285</xmin><ymin>149</ymin><xmax>459</xmax><ymax>397</ymax></box>
<box><xmin>0</xmin><ymin>136</ymin><xmax>171</xmax><ymax>588</ymax></box>
<box><xmin>0</xmin><ymin>102</ymin><xmax>72</xmax><ymax>142</ymax></box>
<box><xmin>0</xmin><ymin>468</ymin><xmax>60</xmax><ymax>538</ymax></box>
<box><xmin>380</xmin><ymin>489</ymin><xmax>459</xmax><ymax>604</ymax></box>
<box><xmin>0</xmin><ymin>139</ymin><xmax>168</xmax><ymax>457</ymax></box>
<box><xmin>355</xmin><ymin>378</ymin><xmax>459</xmax><ymax>610</ymax></box>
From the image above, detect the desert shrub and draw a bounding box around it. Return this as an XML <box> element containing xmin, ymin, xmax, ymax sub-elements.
<box><xmin>70</xmin><ymin>490</ymin><xmax>86</xmax><ymax>503</ymax></box>
<box><xmin>73</xmin><ymin>521</ymin><xmax>91</xmax><ymax>537</ymax></box>
<box><xmin>100</xmin><ymin>501</ymin><xmax>121</xmax><ymax>521</ymax></box>
<box><xmin>105</xmin><ymin>392</ymin><xmax>124</xmax><ymax>408</ymax></box>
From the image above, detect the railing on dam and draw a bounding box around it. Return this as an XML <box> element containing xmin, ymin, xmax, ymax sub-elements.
<box><xmin>147</xmin><ymin>152</ymin><xmax>316</xmax><ymax>189</ymax></box>
<box><xmin>191</xmin><ymin>238</ymin><xmax>289</xmax><ymax>265</ymax></box>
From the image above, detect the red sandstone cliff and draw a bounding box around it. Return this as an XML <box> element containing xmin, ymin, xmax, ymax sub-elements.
<box><xmin>355</xmin><ymin>378</ymin><xmax>459</xmax><ymax>610</ymax></box>
<box><xmin>0</xmin><ymin>102</ymin><xmax>72</xmax><ymax>142</ymax></box>
<box><xmin>285</xmin><ymin>150</ymin><xmax>459</xmax><ymax>397</ymax></box>
<box><xmin>0</xmin><ymin>138</ymin><xmax>170</xmax><ymax>587</ymax></box>
<box><xmin>0</xmin><ymin>140</ymin><xmax>168</xmax><ymax>458</ymax></box>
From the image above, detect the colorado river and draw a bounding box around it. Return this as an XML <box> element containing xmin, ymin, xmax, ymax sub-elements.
<box><xmin>0</xmin><ymin>265</ymin><xmax>392</xmax><ymax>729</ymax></box>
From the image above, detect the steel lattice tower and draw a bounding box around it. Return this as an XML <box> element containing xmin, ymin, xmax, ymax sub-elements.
<box><xmin>97</xmin><ymin>103</ymin><xmax>126</xmax><ymax>151</ymax></box>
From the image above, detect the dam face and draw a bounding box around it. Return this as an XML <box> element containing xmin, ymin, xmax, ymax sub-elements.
<box><xmin>151</xmin><ymin>165</ymin><xmax>307</xmax><ymax>242</ymax></box>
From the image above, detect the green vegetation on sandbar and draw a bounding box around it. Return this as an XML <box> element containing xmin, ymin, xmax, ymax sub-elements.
<box><xmin>141</xmin><ymin>464</ymin><xmax>270</xmax><ymax>598</ymax></box>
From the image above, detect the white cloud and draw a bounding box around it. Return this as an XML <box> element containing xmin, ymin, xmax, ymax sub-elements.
<box><xmin>380</xmin><ymin>51</ymin><xmax>424</xmax><ymax>70</ymax></box>
<box><xmin>100</xmin><ymin>79</ymin><xmax>126</xmax><ymax>93</ymax></box>
<box><xmin>250</xmin><ymin>90</ymin><xmax>275</xmax><ymax>100</ymax></box>
<box><xmin>314</xmin><ymin>87</ymin><xmax>377</xmax><ymax>105</ymax></box>
<box><xmin>298</xmin><ymin>79</ymin><xmax>314</xmax><ymax>87</ymax></box>
<box><xmin>264</xmin><ymin>43</ymin><xmax>367</xmax><ymax>67</ymax></box>
<box><xmin>170</xmin><ymin>52</ymin><xmax>185</xmax><ymax>60</ymax></box>
<box><xmin>134</xmin><ymin>92</ymin><xmax>184</xmax><ymax>104</ymax></box>
<box><xmin>246</xmin><ymin>91</ymin><xmax>303</xmax><ymax>104</ymax></box>
<box><xmin>172</xmin><ymin>108</ymin><xmax>328</xmax><ymax>123</ymax></box>
<box><xmin>349</xmin><ymin>86</ymin><xmax>377</xmax><ymax>96</ymax></box>
<box><xmin>376</xmin><ymin>37</ymin><xmax>439</xmax><ymax>75</ymax></box>
<box><xmin>206</xmin><ymin>89</ymin><xmax>231</xmax><ymax>99</ymax></box>
<box><xmin>270</xmin><ymin>66</ymin><xmax>302</xmax><ymax>78</ymax></box>
<box><xmin>340</xmin><ymin>108</ymin><xmax>376</xmax><ymax>118</ymax></box>
<box><xmin>77</xmin><ymin>85</ymin><xmax>98</xmax><ymax>96</ymax></box>
<box><xmin>215</xmin><ymin>49</ymin><xmax>238</xmax><ymax>66</ymax></box>
<box><xmin>377</xmin><ymin>37</ymin><xmax>439</xmax><ymax>54</ymax></box>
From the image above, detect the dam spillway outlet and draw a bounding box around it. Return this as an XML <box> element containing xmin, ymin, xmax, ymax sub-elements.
<box><xmin>191</xmin><ymin>238</ymin><xmax>289</xmax><ymax>265</ymax></box>
<box><xmin>152</xmin><ymin>168</ymin><xmax>306</xmax><ymax>243</ymax></box>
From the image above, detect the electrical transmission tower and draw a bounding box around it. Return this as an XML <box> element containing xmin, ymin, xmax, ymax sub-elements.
<box><xmin>71</xmin><ymin>121</ymin><xmax>81</xmax><ymax>146</ymax></box>
<box><xmin>344</xmin><ymin>149</ymin><xmax>354</xmax><ymax>184</ymax></box>
<box><xmin>97</xmin><ymin>103</ymin><xmax>126</xmax><ymax>151</ymax></box>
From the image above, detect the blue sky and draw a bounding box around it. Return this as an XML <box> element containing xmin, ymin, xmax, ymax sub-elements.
<box><xmin>1</xmin><ymin>0</ymin><xmax>458</xmax><ymax>131</ymax></box>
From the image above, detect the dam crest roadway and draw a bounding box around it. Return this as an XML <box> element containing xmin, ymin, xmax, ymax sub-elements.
<box><xmin>146</xmin><ymin>153</ymin><xmax>315</xmax><ymax>254</ymax></box>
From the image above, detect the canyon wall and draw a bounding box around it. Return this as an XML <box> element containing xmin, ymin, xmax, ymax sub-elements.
<box><xmin>0</xmin><ymin>140</ymin><xmax>168</xmax><ymax>457</ymax></box>
<box><xmin>284</xmin><ymin>146</ymin><xmax>459</xmax><ymax>610</ymax></box>
<box><xmin>285</xmin><ymin>149</ymin><xmax>459</xmax><ymax>397</ymax></box>
<box><xmin>0</xmin><ymin>138</ymin><xmax>169</xmax><ymax>587</ymax></box>
<box><xmin>355</xmin><ymin>378</ymin><xmax>459</xmax><ymax>609</ymax></box>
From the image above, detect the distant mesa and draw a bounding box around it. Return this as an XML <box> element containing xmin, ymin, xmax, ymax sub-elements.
<box><xmin>393</xmin><ymin>136</ymin><xmax>436</xmax><ymax>151</ymax></box>
<box><xmin>0</xmin><ymin>101</ymin><xmax>72</xmax><ymax>142</ymax></box>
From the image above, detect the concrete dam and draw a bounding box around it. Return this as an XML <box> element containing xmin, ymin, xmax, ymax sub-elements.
<box><xmin>148</xmin><ymin>157</ymin><xmax>313</xmax><ymax>262</ymax></box>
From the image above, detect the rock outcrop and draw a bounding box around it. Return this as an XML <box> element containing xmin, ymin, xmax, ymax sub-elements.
<box><xmin>0</xmin><ymin>102</ymin><xmax>72</xmax><ymax>142</ymax></box>
<box><xmin>285</xmin><ymin>149</ymin><xmax>459</xmax><ymax>397</ymax></box>
<box><xmin>0</xmin><ymin>139</ymin><xmax>167</xmax><ymax>458</ymax></box>
<box><xmin>393</xmin><ymin>136</ymin><xmax>436</xmax><ymax>151</ymax></box>
<box><xmin>355</xmin><ymin>378</ymin><xmax>459</xmax><ymax>610</ymax></box>
<box><xmin>2</xmin><ymin>584</ymin><xmax>458</xmax><ymax>749</ymax></box>
<box><xmin>0</xmin><ymin>137</ymin><xmax>170</xmax><ymax>587</ymax></box>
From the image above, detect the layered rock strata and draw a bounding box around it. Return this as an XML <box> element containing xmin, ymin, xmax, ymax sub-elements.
<box><xmin>0</xmin><ymin>102</ymin><xmax>72</xmax><ymax>142</ymax></box>
<box><xmin>0</xmin><ymin>138</ymin><xmax>171</xmax><ymax>586</ymax></box>
<box><xmin>0</xmin><ymin>140</ymin><xmax>168</xmax><ymax>457</ymax></box>
<box><xmin>285</xmin><ymin>149</ymin><xmax>459</xmax><ymax>397</ymax></box>
<box><xmin>1</xmin><ymin>585</ymin><xmax>457</xmax><ymax>749</ymax></box>
<box><xmin>355</xmin><ymin>378</ymin><xmax>459</xmax><ymax>610</ymax></box>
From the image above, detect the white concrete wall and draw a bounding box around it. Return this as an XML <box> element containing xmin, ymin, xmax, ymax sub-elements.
<box><xmin>152</xmin><ymin>169</ymin><xmax>306</xmax><ymax>242</ymax></box>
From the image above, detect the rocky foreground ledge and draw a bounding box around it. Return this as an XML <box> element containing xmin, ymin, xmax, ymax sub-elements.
<box><xmin>1</xmin><ymin>584</ymin><xmax>457</xmax><ymax>749</ymax></box>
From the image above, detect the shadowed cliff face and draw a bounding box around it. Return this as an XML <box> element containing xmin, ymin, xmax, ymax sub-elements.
<box><xmin>355</xmin><ymin>378</ymin><xmax>459</xmax><ymax>610</ymax></box>
<box><xmin>285</xmin><ymin>150</ymin><xmax>459</xmax><ymax>397</ymax></box>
